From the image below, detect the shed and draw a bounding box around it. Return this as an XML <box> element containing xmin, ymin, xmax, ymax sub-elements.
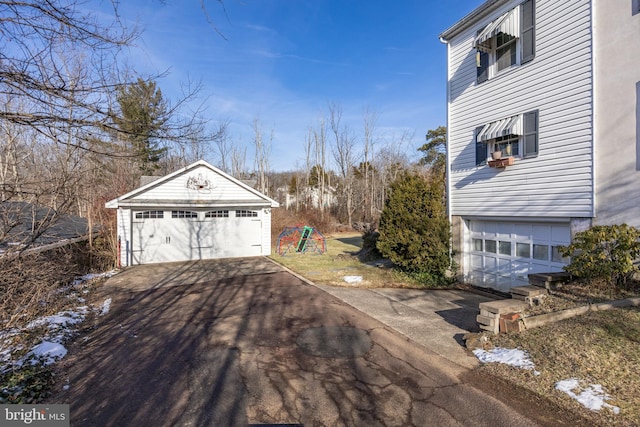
<box><xmin>105</xmin><ymin>160</ymin><xmax>279</xmax><ymax>266</ymax></box>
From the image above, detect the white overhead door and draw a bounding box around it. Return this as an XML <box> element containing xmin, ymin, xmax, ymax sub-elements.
<box><xmin>466</xmin><ymin>220</ymin><xmax>570</xmax><ymax>292</ymax></box>
<box><xmin>131</xmin><ymin>209</ymin><xmax>262</xmax><ymax>264</ymax></box>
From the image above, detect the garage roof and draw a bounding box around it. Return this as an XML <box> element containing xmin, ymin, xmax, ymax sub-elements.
<box><xmin>105</xmin><ymin>160</ymin><xmax>279</xmax><ymax>209</ymax></box>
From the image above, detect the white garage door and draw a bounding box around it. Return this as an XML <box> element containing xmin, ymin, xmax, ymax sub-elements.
<box><xmin>131</xmin><ymin>209</ymin><xmax>262</xmax><ymax>264</ymax></box>
<box><xmin>467</xmin><ymin>221</ymin><xmax>570</xmax><ymax>292</ymax></box>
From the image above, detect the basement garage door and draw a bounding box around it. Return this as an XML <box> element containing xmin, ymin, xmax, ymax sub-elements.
<box><xmin>467</xmin><ymin>220</ymin><xmax>570</xmax><ymax>292</ymax></box>
<box><xmin>131</xmin><ymin>209</ymin><xmax>262</xmax><ymax>264</ymax></box>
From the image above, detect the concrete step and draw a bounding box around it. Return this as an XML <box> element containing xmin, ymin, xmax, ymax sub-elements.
<box><xmin>528</xmin><ymin>272</ymin><xmax>571</xmax><ymax>289</ymax></box>
<box><xmin>510</xmin><ymin>285</ymin><xmax>548</xmax><ymax>301</ymax></box>
<box><xmin>479</xmin><ymin>299</ymin><xmax>528</xmax><ymax>315</ymax></box>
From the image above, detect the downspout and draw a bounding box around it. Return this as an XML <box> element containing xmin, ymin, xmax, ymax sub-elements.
<box><xmin>440</xmin><ymin>36</ymin><xmax>454</xmax><ymax>268</ymax></box>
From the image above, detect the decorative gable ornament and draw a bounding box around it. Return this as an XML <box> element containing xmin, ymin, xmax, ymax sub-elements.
<box><xmin>186</xmin><ymin>173</ymin><xmax>216</xmax><ymax>191</ymax></box>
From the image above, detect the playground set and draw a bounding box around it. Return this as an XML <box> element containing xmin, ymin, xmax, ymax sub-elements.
<box><xmin>276</xmin><ymin>225</ymin><xmax>327</xmax><ymax>256</ymax></box>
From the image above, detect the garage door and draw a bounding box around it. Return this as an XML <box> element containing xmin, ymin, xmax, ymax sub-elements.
<box><xmin>131</xmin><ymin>209</ymin><xmax>262</xmax><ymax>264</ymax></box>
<box><xmin>467</xmin><ymin>221</ymin><xmax>570</xmax><ymax>292</ymax></box>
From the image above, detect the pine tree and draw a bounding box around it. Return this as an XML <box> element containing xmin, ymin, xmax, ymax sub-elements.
<box><xmin>376</xmin><ymin>172</ymin><xmax>452</xmax><ymax>285</ymax></box>
<box><xmin>114</xmin><ymin>78</ymin><xmax>169</xmax><ymax>174</ymax></box>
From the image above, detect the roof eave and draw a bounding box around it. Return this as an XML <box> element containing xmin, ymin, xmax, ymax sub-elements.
<box><xmin>439</xmin><ymin>0</ymin><xmax>510</xmax><ymax>41</ymax></box>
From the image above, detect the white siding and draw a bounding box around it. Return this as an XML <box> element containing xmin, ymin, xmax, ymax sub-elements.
<box><xmin>447</xmin><ymin>0</ymin><xmax>594</xmax><ymax>218</ymax></box>
<box><xmin>261</xmin><ymin>208</ymin><xmax>272</xmax><ymax>256</ymax></box>
<box><xmin>593</xmin><ymin>1</ymin><xmax>640</xmax><ymax>227</ymax></box>
<box><xmin>134</xmin><ymin>164</ymin><xmax>266</xmax><ymax>203</ymax></box>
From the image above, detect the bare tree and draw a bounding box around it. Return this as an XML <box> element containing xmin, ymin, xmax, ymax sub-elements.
<box><xmin>362</xmin><ymin>107</ymin><xmax>378</xmax><ymax>221</ymax></box>
<box><xmin>312</xmin><ymin>116</ymin><xmax>328</xmax><ymax>217</ymax></box>
<box><xmin>329</xmin><ymin>102</ymin><xmax>358</xmax><ymax>226</ymax></box>
<box><xmin>230</xmin><ymin>139</ymin><xmax>248</xmax><ymax>179</ymax></box>
<box><xmin>252</xmin><ymin>118</ymin><xmax>272</xmax><ymax>195</ymax></box>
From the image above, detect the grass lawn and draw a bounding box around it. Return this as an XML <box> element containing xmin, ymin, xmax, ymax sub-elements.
<box><xmin>270</xmin><ymin>232</ymin><xmax>419</xmax><ymax>288</ymax></box>
<box><xmin>487</xmin><ymin>307</ymin><xmax>640</xmax><ymax>427</ymax></box>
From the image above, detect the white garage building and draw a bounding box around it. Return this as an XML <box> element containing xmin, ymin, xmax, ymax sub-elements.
<box><xmin>106</xmin><ymin>160</ymin><xmax>279</xmax><ymax>266</ymax></box>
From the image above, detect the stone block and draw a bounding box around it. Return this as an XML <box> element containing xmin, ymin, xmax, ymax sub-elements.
<box><xmin>510</xmin><ymin>285</ymin><xmax>548</xmax><ymax>298</ymax></box>
<box><xmin>479</xmin><ymin>322</ymin><xmax>499</xmax><ymax>334</ymax></box>
<box><xmin>528</xmin><ymin>272</ymin><xmax>571</xmax><ymax>290</ymax></box>
<box><xmin>480</xmin><ymin>309</ymin><xmax>495</xmax><ymax>317</ymax></box>
<box><xmin>479</xmin><ymin>299</ymin><xmax>528</xmax><ymax>315</ymax></box>
<box><xmin>476</xmin><ymin>314</ymin><xmax>497</xmax><ymax>327</ymax></box>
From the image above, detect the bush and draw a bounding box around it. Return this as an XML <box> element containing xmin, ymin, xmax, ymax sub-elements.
<box><xmin>559</xmin><ymin>224</ymin><xmax>640</xmax><ymax>287</ymax></box>
<box><xmin>0</xmin><ymin>361</ymin><xmax>55</xmax><ymax>404</ymax></box>
<box><xmin>376</xmin><ymin>172</ymin><xmax>453</xmax><ymax>286</ymax></box>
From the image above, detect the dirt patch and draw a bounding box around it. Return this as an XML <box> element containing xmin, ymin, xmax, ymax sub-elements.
<box><xmin>461</xmin><ymin>368</ymin><xmax>594</xmax><ymax>427</ymax></box>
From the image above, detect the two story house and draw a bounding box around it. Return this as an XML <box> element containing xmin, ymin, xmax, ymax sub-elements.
<box><xmin>440</xmin><ymin>0</ymin><xmax>640</xmax><ymax>291</ymax></box>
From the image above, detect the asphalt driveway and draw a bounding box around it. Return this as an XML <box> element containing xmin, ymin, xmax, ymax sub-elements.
<box><xmin>50</xmin><ymin>258</ymin><xmax>543</xmax><ymax>426</ymax></box>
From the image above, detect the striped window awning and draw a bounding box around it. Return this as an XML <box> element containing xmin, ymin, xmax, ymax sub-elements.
<box><xmin>477</xmin><ymin>115</ymin><xmax>522</xmax><ymax>142</ymax></box>
<box><xmin>474</xmin><ymin>7</ymin><xmax>520</xmax><ymax>52</ymax></box>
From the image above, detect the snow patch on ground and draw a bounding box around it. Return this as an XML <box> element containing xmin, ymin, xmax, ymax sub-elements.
<box><xmin>99</xmin><ymin>298</ymin><xmax>112</xmax><ymax>316</ymax></box>
<box><xmin>1</xmin><ymin>270</ymin><xmax>115</xmax><ymax>374</ymax></box>
<box><xmin>26</xmin><ymin>307</ymin><xmax>88</xmax><ymax>330</ymax></box>
<box><xmin>343</xmin><ymin>276</ymin><xmax>363</xmax><ymax>284</ymax></box>
<box><xmin>473</xmin><ymin>347</ymin><xmax>541</xmax><ymax>375</ymax></box>
<box><xmin>29</xmin><ymin>341</ymin><xmax>67</xmax><ymax>365</ymax></box>
<box><xmin>71</xmin><ymin>271</ymin><xmax>115</xmax><ymax>286</ymax></box>
<box><xmin>555</xmin><ymin>378</ymin><xmax>620</xmax><ymax>414</ymax></box>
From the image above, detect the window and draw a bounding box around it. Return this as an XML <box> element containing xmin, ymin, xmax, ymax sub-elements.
<box><xmin>634</xmin><ymin>0</ymin><xmax>640</xmax><ymax>15</ymax></box>
<box><xmin>516</xmin><ymin>243</ymin><xmax>530</xmax><ymax>258</ymax></box>
<box><xmin>533</xmin><ymin>244</ymin><xmax>549</xmax><ymax>260</ymax></box>
<box><xmin>476</xmin><ymin>0</ymin><xmax>535</xmax><ymax>83</ymax></box>
<box><xmin>494</xmin><ymin>135</ymin><xmax>520</xmax><ymax>157</ymax></box>
<box><xmin>205</xmin><ymin>210</ymin><xmax>229</xmax><ymax>218</ymax></box>
<box><xmin>496</xmin><ymin>32</ymin><xmax>517</xmax><ymax>72</ymax></box>
<box><xmin>235</xmin><ymin>210</ymin><xmax>258</xmax><ymax>218</ymax></box>
<box><xmin>498</xmin><ymin>241</ymin><xmax>512</xmax><ymax>256</ymax></box>
<box><xmin>472</xmin><ymin>238</ymin><xmax>483</xmax><ymax>251</ymax></box>
<box><xmin>135</xmin><ymin>210</ymin><xmax>164</xmax><ymax>219</ymax></box>
<box><xmin>551</xmin><ymin>246</ymin><xmax>569</xmax><ymax>263</ymax></box>
<box><xmin>171</xmin><ymin>210</ymin><xmax>198</xmax><ymax>219</ymax></box>
<box><xmin>475</xmin><ymin>109</ymin><xmax>539</xmax><ymax>165</ymax></box>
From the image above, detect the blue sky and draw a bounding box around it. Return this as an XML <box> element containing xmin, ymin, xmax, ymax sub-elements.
<box><xmin>105</xmin><ymin>0</ymin><xmax>485</xmax><ymax>171</ymax></box>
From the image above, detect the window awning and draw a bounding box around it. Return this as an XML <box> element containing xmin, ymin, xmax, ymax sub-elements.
<box><xmin>474</xmin><ymin>7</ymin><xmax>520</xmax><ymax>52</ymax></box>
<box><xmin>478</xmin><ymin>115</ymin><xmax>522</xmax><ymax>142</ymax></box>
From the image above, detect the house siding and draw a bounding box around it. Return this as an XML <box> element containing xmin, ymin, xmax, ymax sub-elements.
<box><xmin>448</xmin><ymin>0</ymin><xmax>594</xmax><ymax>218</ymax></box>
<box><xmin>592</xmin><ymin>1</ymin><xmax>640</xmax><ymax>227</ymax></box>
<box><xmin>134</xmin><ymin>165</ymin><xmax>267</xmax><ymax>204</ymax></box>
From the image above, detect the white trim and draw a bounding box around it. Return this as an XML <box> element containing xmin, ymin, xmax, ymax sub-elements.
<box><xmin>590</xmin><ymin>0</ymin><xmax>597</xmax><ymax>218</ymax></box>
<box><xmin>461</xmin><ymin>215</ymin><xmax>571</xmax><ymax>224</ymax></box>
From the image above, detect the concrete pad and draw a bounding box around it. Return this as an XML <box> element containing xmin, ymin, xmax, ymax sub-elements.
<box><xmin>309</xmin><ymin>284</ymin><xmax>497</xmax><ymax>369</ymax></box>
